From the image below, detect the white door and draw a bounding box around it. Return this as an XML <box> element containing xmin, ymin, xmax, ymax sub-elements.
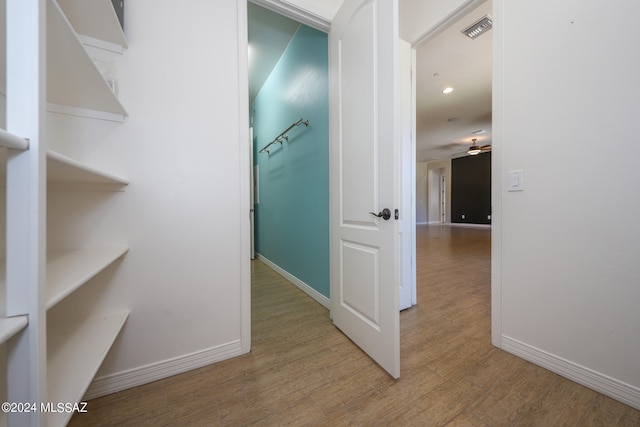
<box><xmin>329</xmin><ymin>0</ymin><xmax>401</xmax><ymax>379</ymax></box>
<box><xmin>398</xmin><ymin>39</ymin><xmax>416</xmax><ymax>311</ymax></box>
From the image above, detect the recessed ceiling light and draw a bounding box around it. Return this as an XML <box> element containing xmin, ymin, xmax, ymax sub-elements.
<box><xmin>472</xmin><ymin>129</ymin><xmax>487</xmax><ymax>135</ymax></box>
<box><xmin>442</xmin><ymin>87</ymin><xmax>454</xmax><ymax>94</ymax></box>
<box><xmin>447</xmin><ymin>117</ymin><xmax>459</xmax><ymax>122</ymax></box>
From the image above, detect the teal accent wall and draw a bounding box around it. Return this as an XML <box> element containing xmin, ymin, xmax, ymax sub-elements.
<box><xmin>251</xmin><ymin>25</ymin><xmax>329</xmax><ymax>298</ymax></box>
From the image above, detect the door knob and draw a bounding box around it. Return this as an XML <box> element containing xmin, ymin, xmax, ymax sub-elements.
<box><xmin>369</xmin><ymin>208</ymin><xmax>391</xmax><ymax>220</ymax></box>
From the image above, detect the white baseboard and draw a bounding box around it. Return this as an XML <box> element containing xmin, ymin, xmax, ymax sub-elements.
<box><xmin>256</xmin><ymin>254</ymin><xmax>330</xmax><ymax>310</ymax></box>
<box><xmin>450</xmin><ymin>223</ymin><xmax>491</xmax><ymax>228</ymax></box>
<box><xmin>502</xmin><ymin>336</ymin><xmax>640</xmax><ymax>410</ymax></box>
<box><xmin>84</xmin><ymin>340</ymin><xmax>245</xmax><ymax>400</ymax></box>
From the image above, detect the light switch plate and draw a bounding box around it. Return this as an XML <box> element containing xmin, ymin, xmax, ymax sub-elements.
<box><xmin>508</xmin><ymin>170</ymin><xmax>524</xmax><ymax>192</ymax></box>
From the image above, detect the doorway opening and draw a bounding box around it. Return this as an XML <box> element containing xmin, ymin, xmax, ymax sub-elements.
<box><xmin>244</xmin><ymin>0</ymin><xmax>492</xmax><ymax>378</ymax></box>
<box><xmin>427</xmin><ymin>167</ymin><xmax>446</xmax><ymax>224</ymax></box>
<box><xmin>440</xmin><ymin>174</ymin><xmax>446</xmax><ymax>223</ymax></box>
<box><xmin>247</xmin><ymin>3</ymin><xmax>331</xmax><ymax>315</ymax></box>
<box><xmin>408</xmin><ymin>0</ymin><xmax>493</xmax><ymax>370</ymax></box>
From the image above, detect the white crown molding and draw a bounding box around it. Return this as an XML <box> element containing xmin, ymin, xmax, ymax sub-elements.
<box><xmin>250</xmin><ymin>0</ymin><xmax>331</xmax><ymax>33</ymax></box>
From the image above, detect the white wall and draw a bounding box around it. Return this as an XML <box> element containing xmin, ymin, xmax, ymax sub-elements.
<box><xmin>494</xmin><ymin>0</ymin><xmax>640</xmax><ymax>408</ymax></box>
<box><xmin>46</xmin><ymin>0</ymin><xmax>249</xmax><ymax>393</ymax></box>
<box><xmin>0</xmin><ymin>96</ymin><xmax>5</xmax><ymax>258</ymax></box>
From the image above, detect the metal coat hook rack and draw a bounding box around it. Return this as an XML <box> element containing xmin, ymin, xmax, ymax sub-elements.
<box><xmin>259</xmin><ymin>118</ymin><xmax>309</xmax><ymax>154</ymax></box>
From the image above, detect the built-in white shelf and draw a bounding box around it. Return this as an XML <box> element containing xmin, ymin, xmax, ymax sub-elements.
<box><xmin>47</xmin><ymin>0</ymin><xmax>127</xmax><ymax>116</ymax></box>
<box><xmin>0</xmin><ymin>150</ymin><xmax>128</xmax><ymax>189</ymax></box>
<box><xmin>47</xmin><ymin>311</ymin><xmax>129</xmax><ymax>426</ymax></box>
<box><xmin>56</xmin><ymin>0</ymin><xmax>128</xmax><ymax>49</ymax></box>
<box><xmin>0</xmin><ymin>316</ymin><xmax>28</xmax><ymax>346</ymax></box>
<box><xmin>47</xmin><ymin>150</ymin><xmax>129</xmax><ymax>190</ymax></box>
<box><xmin>0</xmin><ymin>263</ymin><xmax>29</xmax><ymax>345</ymax></box>
<box><xmin>2</xmin><ymin>0</ymin><xmax>131</xmax><ymax>415</ymax></box>
<box><xmin>0</xmin><ymin>128</ymin><xmax>29</xmax><ymax>151</ymax></box>
<box><xmin>46</xmin><ymin>247</ymin><xmax>129</xmax><ymax>310</ymax></box>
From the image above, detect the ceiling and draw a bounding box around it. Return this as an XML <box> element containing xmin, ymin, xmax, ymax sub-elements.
<box><xmin>413</xmin><ymin>1</ymin><xmax>492</xmax><ymax>161</ymax></box>
<box><xmin>248</xmin><ymin>0</ymin><xmax>493</xmax><ymax>162</ymax></box>
<box><xmin>248</xmin><ymin>3</ymin><xmax>300</xmax><ymax>103</ymax></box>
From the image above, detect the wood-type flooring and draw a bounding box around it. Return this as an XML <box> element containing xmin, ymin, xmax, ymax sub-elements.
<box><xmin>69</xmin><ymin>225</ymin><xmax>640</xmax><ymax>426</ymax></box>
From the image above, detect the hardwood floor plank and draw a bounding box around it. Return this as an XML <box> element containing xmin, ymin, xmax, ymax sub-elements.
<box><xmin>345</xmin><ymin>367</ymin><xmax>446</xmax><ymax>425</ymax></box>
<box><xmin>511</xmin><ymin>377</ymin><xmax>601</xmax><ymax>426</ymax></box>
<box><xmin>249</xmin><ymin>397</ymin><xmax>328</xmax><ymax>426</ymax></box>
<box><xmin>445</xmin><ymin>410</ymin><xmax>491</xmax><ymax>427</ymax></box>
<box><xmin>579</xmin><ymin>394</ymin><xmax>640</xmax><ymax>426</ymax></box>
<box><xmin>69</xmin><ymin>225</ymin><xmax>640</xmax><ymax>426</ymax></box>
<box><xmin>468</xmin><ymin>362</ymin><xmax>560</xmax><ymax>425</ymax></box>
<box><xmin>309</xmin><ymin>361</ymin><xmax>394</xmax><ymax>414</ymax></box>
<box><xmin>391</xmin><ymin>377</ymin><xmax>486</xmax><ymax>426</ymax></box>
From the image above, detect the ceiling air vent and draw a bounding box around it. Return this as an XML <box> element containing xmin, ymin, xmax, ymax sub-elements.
<box><xmin>462</xmin><ymin>15</ymin><xmax>493</xmax><ymax>39</ymax></box>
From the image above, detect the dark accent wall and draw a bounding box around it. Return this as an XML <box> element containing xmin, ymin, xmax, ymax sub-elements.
<box><xmin>451</xmin><ymin>152</ymin><xmax>491</xmax><ymax>224</ymax></box>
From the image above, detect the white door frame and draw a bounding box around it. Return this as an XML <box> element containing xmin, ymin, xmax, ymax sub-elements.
<box><xmin>237</xmin><ymin>0</ymin><xmax>252</xmax><ymax>353</ymax></box>
<box><xmin>240</xmin><ymin>0</ymin><xmax>500</xmax><ymax>354</ymax></box>
<box><xmin>249</xmin><ymin>0</ymin><xmax>416</xmax><ymax>314</ymax></box>
<box><xmin>409</xmin><ymin>0</ymin><xmax>498</xmax><ymax>344</ymax></box>
<box><xmin>399</xmin><ymin>39</ymin><xmax>417</xmax><ymax>310</ymax></box>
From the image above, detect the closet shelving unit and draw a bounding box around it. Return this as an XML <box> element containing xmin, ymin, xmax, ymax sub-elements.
<box><xmin>47</xmin><ymin>150</ymin><xmax>128</xmax><ymax>190</ymax></box>
<box><xmin>0</xmin><ymin>275</ymin><xmax>28</xmax><ymax>345</ymax></box>
<box><xmin>47</xmin><ymin>0</ymin><xmax>127</xmax><ymax>120</ymax></box>
<box><xmin>3</xmin><ymin>0</ymin><xmax>130</xmax><ymax>425</ymax></box>
<box><xmin>56</xmin><ymin>0</ymin><xmax>127</xmax><ymax>49</ymax></box>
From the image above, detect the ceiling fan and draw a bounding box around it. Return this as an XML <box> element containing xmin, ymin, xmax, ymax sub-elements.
<box><xmin>467</xmin><ymin>138</ymin><xmax>491</xmax><ymax>155</ymax></box>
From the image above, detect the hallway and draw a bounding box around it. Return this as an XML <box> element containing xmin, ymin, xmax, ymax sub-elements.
<box><xmin>70</xmin><ymin>226</ymin><xmax>640</xmax><ymax>425</ymax></box>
